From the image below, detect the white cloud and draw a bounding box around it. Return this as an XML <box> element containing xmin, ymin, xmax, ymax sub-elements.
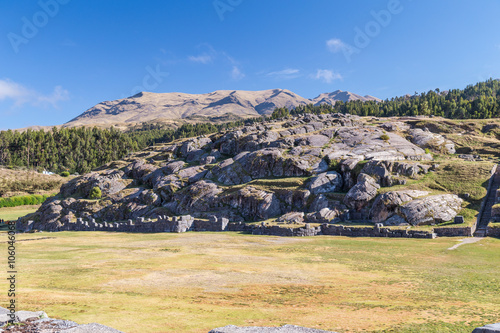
<box><xmin>326</xmin><ymin>38</ymin><xmax>347</xmax><ymax>53</ymax></box>
<box><xmin>312</xmin><ymin>69</ymin><xmax>342</xmax><ymax>83</ymax></box>
<box><xmin>266</xmin><ymin>68</ymin><xmax>301</xmax><ymax>80</ymax></box>
<box><xmin>0</xmin><ymin>79</ymin><xmax>69</xmax><ymax>107</ymax></box>
<box><xmin>231</xmin><ymin>66</ymin><xmax>245</xmax><ymax>80</ymax></box>
<box><xmin>188</xmin><ymin>54</ymin><xmax>213</xmax><ymax>64</ymax></box>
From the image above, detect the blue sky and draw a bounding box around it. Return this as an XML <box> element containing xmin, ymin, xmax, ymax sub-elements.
<box><xmin>1</xmin><ymin>0</ymin><xmax>499</xmax><ymax>130</ymax></box>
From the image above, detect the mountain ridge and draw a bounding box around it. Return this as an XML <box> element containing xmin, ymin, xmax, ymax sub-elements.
<box><xmin>64</xmin><ymin>88</ymin><xmax>381</xmax><ymax>127</ymax></box>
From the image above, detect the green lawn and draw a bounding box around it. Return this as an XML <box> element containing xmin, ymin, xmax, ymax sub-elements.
<box><xmin>0</xmin><ymin>205</ymin><xmax>39</xmax><ymax>221</ymax></box>
<box><xmin>0</xmin><ymin>232</ymin><xmax>498</xmax><ymax>333</ymax></box>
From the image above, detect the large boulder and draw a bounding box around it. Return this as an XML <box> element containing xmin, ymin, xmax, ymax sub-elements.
<box><xmin>276</xmin><ymin>212</ymin><xmax>304</xmax><ymax>224</ymax></box>
<box><xmin>360</xmin><ymin>160</ymin><xmax>429</xmax><ymax>187</ymax></box>
<box><xmin>399</xmin><ymin>194</ymin><xmax>463</xmax><ymax>226</ymax></box>
<box><xmin>325</xmin><ymin>127</ymin><xmax>430</xmax><ymax>161</ymax></box>
<box><xmin>370</xmin><ymin>190</ymin><xmax>429</xmax><ymax>223</ymax></box>
<box><xmin>339</xmin><ymin>157</ymin><xmax>363</xmax><ymax>190</ymax></box>
<box><xmin>306</xmin><ymin>171</ymin><xmax>343</xmax><ymax>194</ymax></box>
<box><xmin>472</xmin><ymin>323</ymin><xmax>500</xmax><ymax>333</ymax></box>
<box><xmin>409</xmin><ymin>128</ymin><xmax>455</xmax><ymax>154</ymax></box>
<box><xmin>211</xmin><ymin>148</ymin><xmax>327</xmax><ymax>186</ymax></box>
<box><xmin>305</xmin><ymin>207</ymin><xmax>343</xmax><ymax>223</ymax></box>
<box><xmin>123</xmin><ymin>160</ymin><xmax>157</xmax><ymax>180</ymax></box>
<box><xmin>294</xmin><ymin>134</ymin><xmax>330</xmax><ymax>147</ymax></box>
<box><xmin>168</xmin><ymin>180</ymin><xmax>223</xmax><ymax>214</ymax></box>
<box><xmin>343</xmin><ymin>174</ymin><xmax>380</xmax><ymax>211</ymax></box>
<box><xmin>221</xmin><ymin>186</ymin><xmax>281</xmax><ymax>220</ymax></box>
<box><xmin>60</xmin><ymin>171</ymin><xmax>126</xmax><ymax>198</ymax></box>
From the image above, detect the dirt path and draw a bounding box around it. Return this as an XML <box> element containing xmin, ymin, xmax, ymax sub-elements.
<box><xmin>447</xmin><ymin>237</ymin><xmax>482</xmax><ymax>250</ymax></box>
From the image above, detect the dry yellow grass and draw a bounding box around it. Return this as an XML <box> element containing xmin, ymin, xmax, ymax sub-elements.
<box><xmin>0</xmin><ymin>167</ymin><xmax>67</xmax><ymax>197</ymax></box>
<box><xmin>0</xmin><ymin>232</ymin><xmax>499</xmax><ymax>332</ymax></box>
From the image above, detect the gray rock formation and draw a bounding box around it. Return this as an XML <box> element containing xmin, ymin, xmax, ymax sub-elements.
<box><xmin>61</xmin><ymin>170</ymin><xmax>126</xmax><ymax>198</ymax></box>
<box><xmin>409</xmin><ymin>128</ymin><xmax>455</xmax><ymax>154</ymax></box>
<box><xmin>399</xmin><ymin>194</ymin><xmax>463</xmax><ymax>226</ymax></box>
<box><xmin>343</xmin><ymin>174</ymin><xmax>380</xmax><ymax>211</ymax></box>
<box><xmin>370</xmin><ymin>190</ymin><xmax>429</xmax><ymax>223</ymax></box>
<box><xmin>221</xmin><ymin>186</ymin><xmax>281</xmax><ymax>220</ymax></box>
<box><xmin>19</xmin><ymin>112</ymin><xmax>455</xmax><ymax>231</ymax></box>
<box><xmin>472</xmin><ymin>323</ymin><xmax>500</xmax><ymax>333</ymax></box>
<box><xmin>0</xmin><ymin>307</ymin><xmax>123</xmax><ymax>332</ymax></box>
<box><xmin>306</xmin><ymin>171</ymin><xmax>343</xmax><ymax>194</ymax></box>
<box><xmin>276</xmin><ymin>211</ymin><xmax>305</xmax><ymax>224</ymax></box>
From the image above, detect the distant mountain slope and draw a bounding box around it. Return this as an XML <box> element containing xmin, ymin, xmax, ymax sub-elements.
<box><xmin>312</xmin><ymin>90</ymin><xmax>381</xmax><ymax>105</ymax></box>
<box><xmin>64</xmin><ymin>89</ymin><xmax>380</xmax><ymax>127</ymax></box>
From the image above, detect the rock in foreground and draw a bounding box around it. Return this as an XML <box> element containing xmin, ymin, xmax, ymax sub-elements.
<box><xmin>472</xmin><ymin>323</ymin><xmax>500</xmax><ymax>333</ymax></box>
<box><xmin>0</xmin><ymin>307</ymin><xmax>122</xmax><ymax>333</ymax></box>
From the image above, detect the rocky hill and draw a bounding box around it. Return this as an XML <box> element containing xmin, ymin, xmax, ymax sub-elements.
<box><xmin>311</xmin><ymin>90</ymin><xmax>380</xmax><ymax>105</ymax></box>
<box><xmin>64</xmin><ymin>89</ymin><xmax>380</xmax><ymax>127</ymax></box>
<box><xmin>18</xmin><ymin>112</ymin><xmax>488</xmax><ymax>233</ymax></box>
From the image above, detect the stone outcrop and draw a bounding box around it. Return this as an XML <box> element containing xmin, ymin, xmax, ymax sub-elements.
<box><xmin>276</xmin><ymin>211</ymin><xmax>305</xmax><ymax>224</ymax></box>
<box><xmin>360</xmin><ymin>160</ymin><xmax>429</xmax><ymax>187</ymax></box>
<box><xmin>61</xmin><ymin>170</ymin><xmax>126</xmax><ymax>198</ymax></box>
<box><xmin>306</xmin><ymin>171</ymin><xmax>343</xmax><ymax>194</ymax></box>
<box><xmin>399</xmin><ymin>194</ymin><xmax>463</xmax><ymax>226</ymax></box>
<box><xmin>0</xmin><ymin>307</ymin><xmax>123</xmax><ymax>332</ymax></box>
<box><xmin>18</xmin><ymin>112</ymin><xmax>456</xmax><ymax>232</ymax></box>
<box><xmin>472</xmin><ymin>323</ymin><xmax>500</xmax><ymax>333</ymax></box>
<box><xmin>343</xmin><ymin>174</ymin><xmax>380</xmax><ymax>211</ymax></box>
<box><xmin>370</xmin><ymin>190</ymin><xmax>429</xmax><ymax>223</ymax></box>
<box><xmin>409</xmin><ymin>128</ymin><xmax>455</xmax><ymax>154</ymax></box>
<box><xmin>221</xmin><ymin>186</ymin><xmax>281</xmax><ymax>220</ymax></box>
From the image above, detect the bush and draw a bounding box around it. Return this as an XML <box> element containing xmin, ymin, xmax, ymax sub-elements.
<box><xmin>380</xmin><ymin>134</ymin><xmax>390</xmax><ymax>141</ymax></box>
<box><xmin>60</xmin><ymin>171</ymin><xmax>70</xmax><ymax>177</ymax></box>
<box><xmin>328</xmin><ymin>159</ymin><xmax>341</xmax><ymax>172</ymax></box>
<box><xmin>89</xmin><ymin>186</ymin><xmax>102</xmax><ymax>199</ymax></box>
<box><xmin>425</xmin><ymin>148</ymin><xmax>431</xmax><ymax>154</ymax></box>
<box><xmin>0</xmin><ymin>194</ymin><xmax>52</xmax><ymax>208</ymax></box>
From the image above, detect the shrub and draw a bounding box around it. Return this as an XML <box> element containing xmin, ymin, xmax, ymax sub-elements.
<box><xmin>425</xmin><ymin>148</ymin><xmax>431</xmax><ymax>154</ymax></box>
<box><xmin>380</xmin><ymin>134</ymin><xmax>390</xmax><ymax>141</ymax></box>
<box><xmin>60</xmin><ymin>171</ymin><xmax>70</xmax><ymax>177</ymax></box>
<box><xmin>89</xmin><ymin>186</ymin><xmax>102</xmax><ymax>199</ymax></box>
<box><xmin>0</xmin><ymin>194</ymin><xmax>52</xmax><ymax>208</ymax></box>
<box><xmin>328</xmin><ymin>159</ymin><xmax>341</xmax><ymax>172</ymax></box>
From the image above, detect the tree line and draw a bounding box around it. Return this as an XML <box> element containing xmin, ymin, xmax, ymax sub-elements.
<box><xmin>272</xmin><ymin>79</ymin><xmax>500</xmax><ymax>119</ymax></box>
<box><xmin>0</xmin><ymin>119</ymin><xmax>263</xmax><ymax>174</ymax></box>
<box><xmin>1</xmin><ymin>79</ymin><xmax>498</xmax><ymax>175</ymax></box>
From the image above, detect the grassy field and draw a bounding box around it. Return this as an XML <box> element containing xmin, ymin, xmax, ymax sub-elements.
<box><xmin>0</xmin><ymin>232</ymin><xmax>498</xmax><ymax>333</ymax></box>
<box><xmin>0</xmin><ymin>205</ymin><xmax>39</xmax><ymax>221</ymax></box>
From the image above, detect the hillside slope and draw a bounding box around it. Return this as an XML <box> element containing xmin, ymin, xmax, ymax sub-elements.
<box><xmin>64</xmin><ymin>89</ymin><xmax>380</xmax><ymax>127</ymax></box>
<box><xmin>18</xmin><ymin>113</ymin><xmax>494</xmax><ymax>233</ymax></box>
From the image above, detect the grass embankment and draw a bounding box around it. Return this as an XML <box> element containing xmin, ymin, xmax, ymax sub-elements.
<box><xmin>0</xmin><ymin>167</ymin><xmax>67</xmax><ymax>198</ymax></box>
<box><xmin>0</xmin><ymin>232</ymin><xmax>498</xmax><ymax>333</ymax></box>
<box><xmin>0</xmin><ymin>194</ymin><xmax>52</xmax><ymax>208</ymax></box>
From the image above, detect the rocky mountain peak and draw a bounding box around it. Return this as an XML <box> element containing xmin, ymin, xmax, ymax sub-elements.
<box><xmin>64</xmin><ymin>89</ymin><xmax>380</xmax><ymax>127</ymax></box>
